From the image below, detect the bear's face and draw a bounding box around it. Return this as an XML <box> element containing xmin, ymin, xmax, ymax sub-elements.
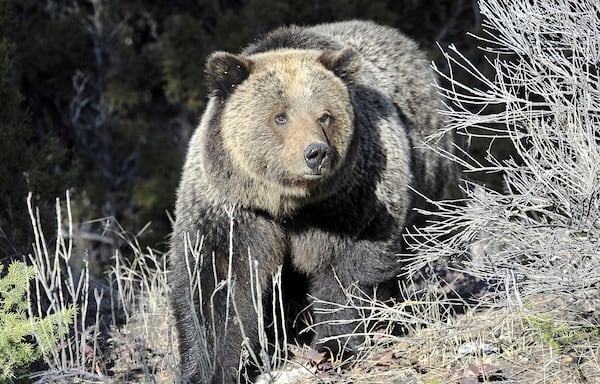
<box><xmin>206</xmin><ymin>48</ymin><xmax>361</xmax><ymax>198</ymax></box>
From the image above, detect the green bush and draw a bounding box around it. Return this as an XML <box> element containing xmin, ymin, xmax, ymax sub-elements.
<box><xmin>0</xmin><ymin>261</ymin><xmax>74</xmax><ymax>383</ymax></box>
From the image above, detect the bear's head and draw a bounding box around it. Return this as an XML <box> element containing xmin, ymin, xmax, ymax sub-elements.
<box><xmin>205</xmin><ymin>47</ymin><xmax>361</xmax><ymax>201</ymax></box>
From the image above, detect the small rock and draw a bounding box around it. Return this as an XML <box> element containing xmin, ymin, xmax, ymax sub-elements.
<box><xmin>255</xmin><ymin>366</ymin><xmax>317</xmax><ymax>384</ymax></box>
<box><xmin>458</xmin><ymin>342</ymin><xmax>500</xmax><ymax>356</ymax></box>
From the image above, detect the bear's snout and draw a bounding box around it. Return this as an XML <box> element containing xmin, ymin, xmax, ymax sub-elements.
<box><xmin>303</xmin><ymin>142</ymin><xmax>331</xmax><ymax>175</ymax></box>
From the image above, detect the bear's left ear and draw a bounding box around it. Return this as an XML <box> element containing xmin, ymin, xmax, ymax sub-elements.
<box><xmin>318</xmin><ymin>46</ymin><xmax>361</xmax><ymax>84</ymax></box>
<box><xmin>206</xmin><ymin>52</ymin><xmax>254</xmax><ymax>98</ymax></box>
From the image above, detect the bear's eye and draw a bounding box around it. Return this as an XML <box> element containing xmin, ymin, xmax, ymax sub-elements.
<box><xmin>274</xmin><ymin>113</ymin><xmax>288</xmax><ymax>125</ymax></box>
<box><xmin>318</xmin><ymin>112</ymin><xmax>331</xmax><ymax>126</ymax></box>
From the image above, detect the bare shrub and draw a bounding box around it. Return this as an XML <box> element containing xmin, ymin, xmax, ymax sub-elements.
<box><xmin>410</xmin><ymin>0</ymin><xmax>600</xmax><ymax>319</ymax></box>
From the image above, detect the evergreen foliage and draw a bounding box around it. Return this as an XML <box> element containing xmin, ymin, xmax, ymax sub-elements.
<box><xmin>0</xmin><ymin>261</ymin><xmax>74</xmax><ymax>383</ymax></box>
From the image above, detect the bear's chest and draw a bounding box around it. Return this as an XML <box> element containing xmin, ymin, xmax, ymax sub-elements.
<box><xmin>280</xmin><ymin>199</ymin><xmax>397</xmax><ymax>274</ymax></box>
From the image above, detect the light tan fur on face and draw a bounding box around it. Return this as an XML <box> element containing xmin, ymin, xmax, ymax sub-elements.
<box><xmin>220</xmin><ymin>50</ymin><xmax>355</xmax><ymax>205</ymax></box>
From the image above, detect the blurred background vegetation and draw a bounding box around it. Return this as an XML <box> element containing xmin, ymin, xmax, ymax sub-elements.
<box><xmin>0</xmin><ymin>0</ymin><xmax>485</xmax><ymax>270</ymax></box>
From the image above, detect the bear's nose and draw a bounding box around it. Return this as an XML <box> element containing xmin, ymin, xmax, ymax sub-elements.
<box><xmin>303</xmin><ymin>142</ymin><xmax>330</xmax><ymax>173</ymax></box>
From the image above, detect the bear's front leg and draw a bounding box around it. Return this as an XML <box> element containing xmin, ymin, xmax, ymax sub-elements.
<box><xmin>170</xmin><ymin>209</ymin><xmax>286</xmax><ymax>384</ymax></box>
<box><xmin>299</xmin><ymin>236</ymin><xmax>403</xmax><ymax>359</ymax></box>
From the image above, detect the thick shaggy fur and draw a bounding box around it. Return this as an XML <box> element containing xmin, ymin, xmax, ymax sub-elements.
<box><xmin>170</xmin><ymin>20</ymin><xmax>454</xmax><ymax>383</ymax></box>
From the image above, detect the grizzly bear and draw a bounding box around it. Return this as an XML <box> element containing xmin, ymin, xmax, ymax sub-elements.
<box><xmin>169</xmin><ymin>20</ymin><xmax>454</xmax><ymax>383</ymax></box>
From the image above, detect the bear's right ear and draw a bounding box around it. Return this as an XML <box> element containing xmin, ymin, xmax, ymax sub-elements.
<box><xmin>206</xmin><ymin>52</ymin><xmax>254</xmax><ymax>98</ymax></box>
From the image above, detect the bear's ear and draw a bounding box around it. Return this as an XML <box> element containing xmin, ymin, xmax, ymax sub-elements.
<box><xmin>318</xmin><ymin>46</ymin><xmax>361</xmax><ymax>84</ymax></box>
<box><xmin>206</xmin><ymin>52</ymin><xmax>254</xmax><ymax>98</ymax></box>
